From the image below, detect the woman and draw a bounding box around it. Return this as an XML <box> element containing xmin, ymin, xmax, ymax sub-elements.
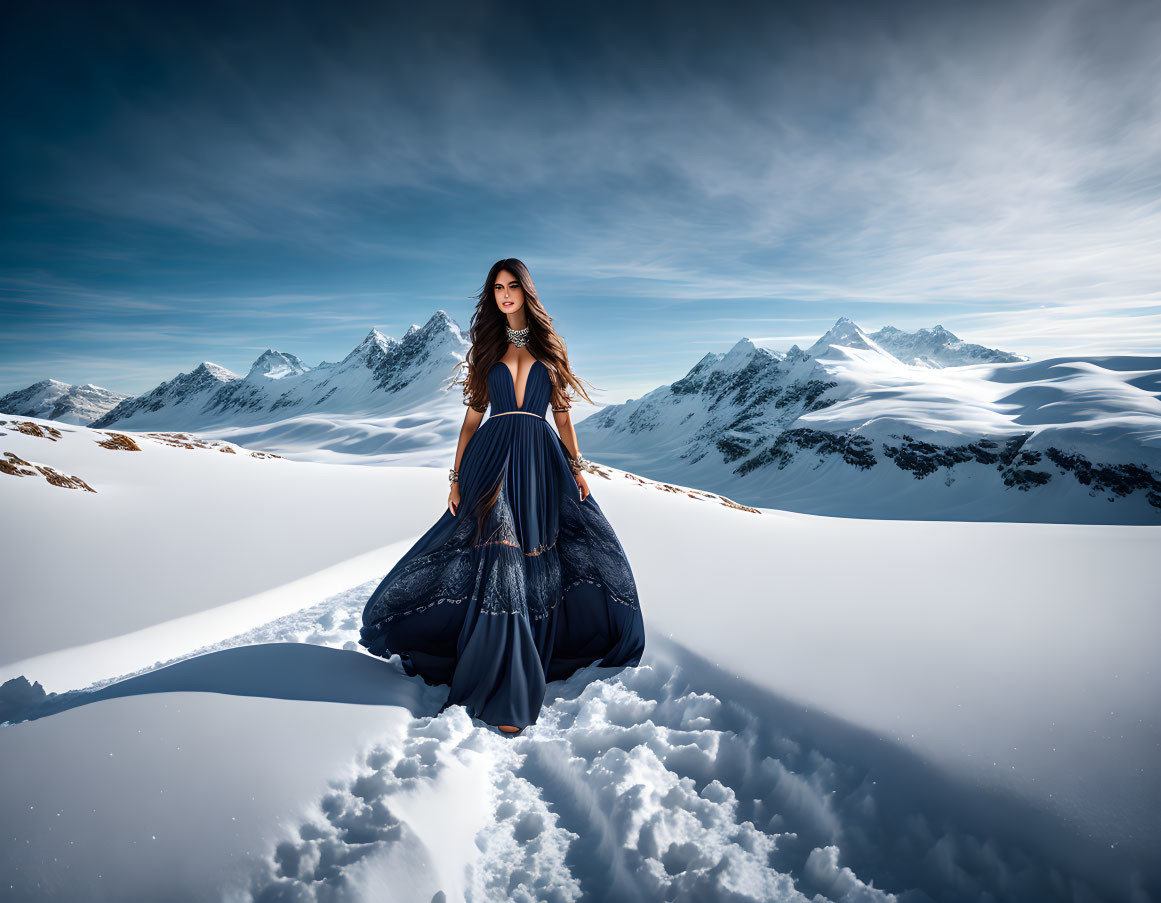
<box><xmin>359</xmin><ymin>258</ymin><xmax>645</xmax><ymax>734</ymax></box>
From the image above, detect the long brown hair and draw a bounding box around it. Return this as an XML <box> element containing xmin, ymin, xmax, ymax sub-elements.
<box><xmin>457</xmin><ymin>258</ymin><xmax>596</xmax><ymax>413</ymax></box>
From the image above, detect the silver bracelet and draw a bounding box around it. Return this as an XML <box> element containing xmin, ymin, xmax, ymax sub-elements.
<box><xmin>449</xmin><ymin>468</ymin><xmax>459</xmax><ymax>483</ymax></box>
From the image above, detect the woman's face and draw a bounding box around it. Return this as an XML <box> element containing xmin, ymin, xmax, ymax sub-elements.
<box><xmin>494</xmin><ymin>269</ymin><xmax>525</xmax><ymax>316</ymax></box>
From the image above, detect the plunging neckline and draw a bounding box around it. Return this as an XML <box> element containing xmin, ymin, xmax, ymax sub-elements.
<box><xmin>496</xmin><ymin>358</ymin><xmax>544</xmax><ymax>410</ymax></box>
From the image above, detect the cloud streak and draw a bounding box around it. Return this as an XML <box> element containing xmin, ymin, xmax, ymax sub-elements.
<box><xmin>1</xmin><ymin>0</ymin><xmax>1158</xmax><ymax>395</ymax></box>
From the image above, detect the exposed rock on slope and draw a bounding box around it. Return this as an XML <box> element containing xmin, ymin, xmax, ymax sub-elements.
<box><xmin>577</xmin><ymin>318</ymin><xmax>1161</xmax><ymax>523</ymax></box>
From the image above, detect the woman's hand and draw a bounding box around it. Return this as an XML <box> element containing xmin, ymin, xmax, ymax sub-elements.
<box><xmin>574</xmin><ymin>471</ymin><xmax>590</xmax><ymax>501</ymax></box>
<box><xmin>448</xmin><ymin>482</ymin><xmax>461</xmax><ymax>516</ymax></box>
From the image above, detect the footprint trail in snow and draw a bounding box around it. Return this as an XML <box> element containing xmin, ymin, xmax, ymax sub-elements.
<box><xmin>221</xmin><ymin>584</ymin><xmax>1085</xmax><ymax>903</ymax></box>
<box><xmin>7</xmin><ymin>580</ymin><xmax>1112</xmax><ymax>902</ymax></box>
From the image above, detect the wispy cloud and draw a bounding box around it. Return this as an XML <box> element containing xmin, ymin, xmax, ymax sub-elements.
<box><xmin>2</xmin><ymin>0</ymin><xmax>1159</xmax><ymax>397</ymax></box>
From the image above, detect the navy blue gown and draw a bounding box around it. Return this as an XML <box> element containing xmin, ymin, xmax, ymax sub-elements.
<box><xmin>359</xmin><ymin>358</ymin><xmax>645</xmax><ymax>729</ymax></box>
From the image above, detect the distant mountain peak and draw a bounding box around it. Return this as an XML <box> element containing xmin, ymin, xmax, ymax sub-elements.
<box><xmin>247</xmin><ymin>349</ymin><xmax>310</xmax><ymax>381</ymax></box>
<box><xmin>806</xmin><ymin>318</ymin><xmax>889</xmax><ymax>358</ymax></box>
<box><xmin>574</xmin><ymin>328</ymin><xmax>1159</xmax><ymax>524</ymax></box>
<box><xmin>0</xmin><ymin>378</ymin><xmax>131</xmax><ymax>425</ymax></box>
<box><xmin>869</xmin><ymin>324</ymin><xmax>1025</xmax><ymax>368</ymax></box>
<box><xmin>711</xmin><ymin>338</ymin><xmax>762</xmax><ymax>372</ymax></box>
<box><xmin>342</xmin><ymin>328</ymin><xmax>394</xmax><ymax>365</ymax></box>
<box><xmin>404</xmin><ymin>309</ymin><xmax>460</xmax><ymax>343</ymax></box>
<box><xmin>27</xmin><ymin>308</ymin><xmax>474</xmax><ymax>433</ymax></box>
<box><xmin>190</xmin><ymin>361</ymin><xmax>239</xmax><ymax>381</ymax></box>
<box><xmin>424</xmin><ymin>309</ymin><xmax>455</xmax><ymax>329</ymax></box>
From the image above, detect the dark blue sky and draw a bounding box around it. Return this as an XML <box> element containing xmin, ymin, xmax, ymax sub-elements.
<box><xmin>3</xmin><ymin>0</ymin><xmax>1159</xmax><ymax>400</ymax></box>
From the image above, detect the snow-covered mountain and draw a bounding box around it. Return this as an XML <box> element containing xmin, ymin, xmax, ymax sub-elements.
<box><xmin>868</xmin><ymin>323</ymin><xmax>1027</xmax><ymax>367</ymax></box>
<box><xmin>8</xmin><ymin>311</ymin><xmax>1158</xmax><ymax>522</ymax></box>
<box><xmin>805</xmin><ymin>315</ymin><xmax>893</xmax><ymax>358</ymax></box>
<box><xmin>93</xmin><ymin>310</ymin><xmax>467</xmax><ymax>430</ymax></box>
<box><xmin>577</xmin><ymin>317</ymin><xmax>1161</xmax><ymax>524</ymax></box>
<box><xmin>0</xmin><ymin>379</ymin><xmax>131</xmax><ymax>425</ymax></box>
<box><xmin>86</xmin><ymin>310</ymin><xmax>472</xmax><ymax>463</ymax></box>
<box><xmin>246</xmin><ymin>349</ymin><xmax>311</xmax><ymax>381</ymax></box>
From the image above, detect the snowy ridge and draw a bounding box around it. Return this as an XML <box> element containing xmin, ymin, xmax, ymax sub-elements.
<box><xmin>91</xmin><ymin>310</ymin><xmax>468</xmax><ymax>432</ymax></box>
<box><xmin>868</xmin><ymin>323</ymin><xmax>1027</xmax><ymax>368</ymax></box>
<box><xmin>83</xmin><ymin>310</ymin><xmax>472</xmax><ymax>464</ymax></box>
<box><xmin>246</xmin><ymin>349</ymin><xmax>311</xmax><ymax>381</ymax></box>
<box><xmin>5</xmin><ymin>311</ymin><xmax>1159</xmax><ymax>520</ymax></box>
<box><xmin>805</xmin><ymin>316</ymin><xmax>892</xmax><ymax>359</ymax></box>
<box><xmin>0</xmin><ymin>378</ymin><xmax>131</xmax><ymax>425</ymax></box>
<box><xmin>578</xmin><ymin>318</ymin><xmax>1161</xmax><ymax>524</ymax></box>
<box><xmin>87</xmin><ymin>360</ymin><xmax>243</xmax><ymax>429</ymax></box>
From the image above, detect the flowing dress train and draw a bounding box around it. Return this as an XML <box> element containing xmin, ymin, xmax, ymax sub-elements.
<box><xmin>359</xmin><ymin>357</ymin><xmax>645</xmax><ymax>728</ymax></box>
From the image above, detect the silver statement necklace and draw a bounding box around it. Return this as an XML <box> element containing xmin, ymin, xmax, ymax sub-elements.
<box><xmin>506</xmin><ymin>325</ymin><xmax>530</xmax><ymax>348</ymax></box>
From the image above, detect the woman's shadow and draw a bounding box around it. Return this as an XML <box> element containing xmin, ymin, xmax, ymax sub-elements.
<box><xmin>1</xmin><ymin>642</ymin><xmax>433</xmax><ymax>726</ymax></box>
